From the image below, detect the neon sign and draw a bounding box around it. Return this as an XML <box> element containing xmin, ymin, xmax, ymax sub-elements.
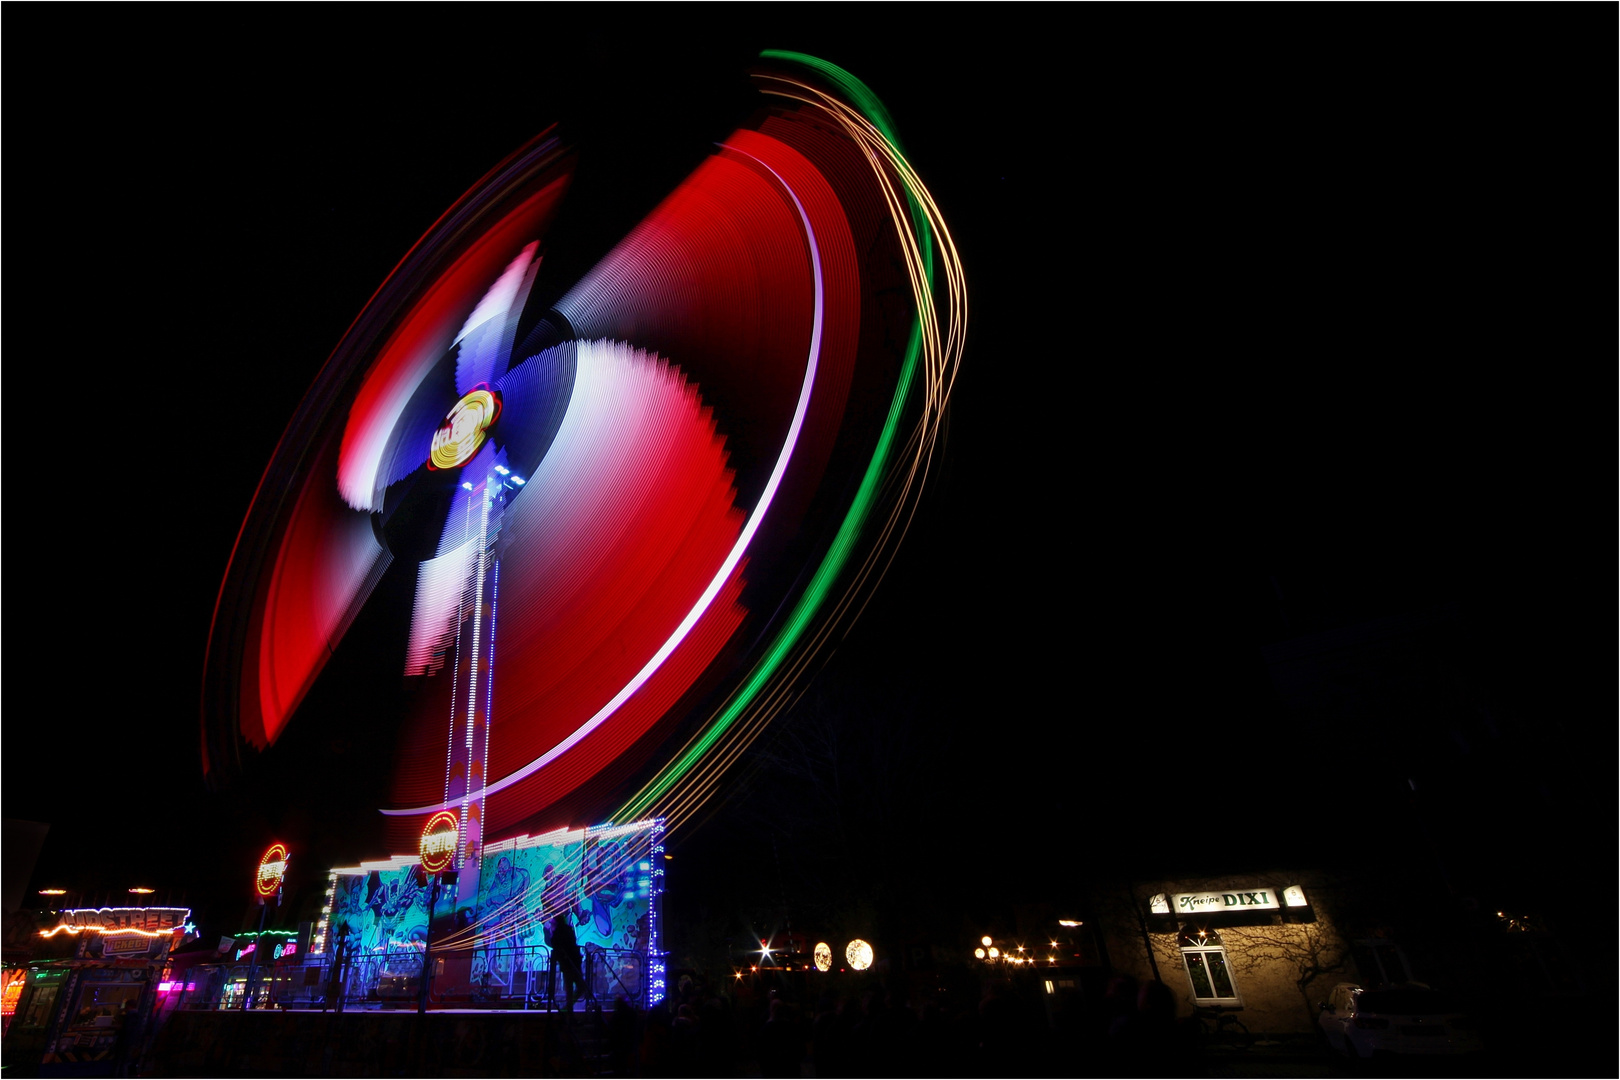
<box><xmin>41</xmin><ymin>907</ymin><xmax>191</xmax><ymax>937</ymax></box>
<box><xmin>427</xmin><ymin>386</ymin><xmax>501</xmax><ymax>470</ymax></box>
<box><xmin>418</xmin><ymin>810</ymin><xmax>459</xmax><ymax>875</ymax></box>
<box><xmin>256</xmin><ymin>843</ymin><xmax>289</xmax><ymax>898</ymax></box>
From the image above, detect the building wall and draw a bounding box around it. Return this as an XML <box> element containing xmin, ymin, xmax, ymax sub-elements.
<box><xmin>1090</xmin><ymin>872</ymin><xmax>1353</xmax><ymax>1035</ymax></box>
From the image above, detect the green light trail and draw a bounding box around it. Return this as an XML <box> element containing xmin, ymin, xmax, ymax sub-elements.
<box><xmin>616</xmin><ymin>53</ymin><xmax>937</xmax><ymax>821</ymax></box>
<box><xmin>759</xmin><ymin>50</ymin><xmax>935</xmax><ymax>290</ymax></box>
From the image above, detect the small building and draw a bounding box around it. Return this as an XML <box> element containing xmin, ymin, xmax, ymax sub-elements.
<box><xmin>1085</xmin><ymin>871</ymin><xmax>1353</xmax><ymax>1035</ymax></box>
<box><xmin>166</xmin><ymin>924</ymin><xmax>313</xmax><ymax>1012</ymax></box>
<box><xmin>3</xmin><ymin>905</ymin><xmax>194</xmax><ymax>1073</ymax></box>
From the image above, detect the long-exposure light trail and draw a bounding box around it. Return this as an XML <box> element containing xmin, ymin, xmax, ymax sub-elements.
<box><xmin>383</xmin><ymin>135</ymin><xmax>829</xmax><ymax>817</ymax></box>
<box><xmin>432</xmin><ymin>53</ymin><xmax>965</xmax><ymax>950</ymax></box>
<box><xmin>614</xmin><ymin>59</ymin><xmax>966</xmax><ymax>834</ymax></box>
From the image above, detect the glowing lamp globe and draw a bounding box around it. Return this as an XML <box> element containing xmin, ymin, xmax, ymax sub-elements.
<box><xmin>845</xmin><ymin>939</ymin><xmax>873</xmax><ymax>971</ymax></box>
<box><xmin>981</xmin><ymin>935</ymin><xmax>993</xmax><ymax>947</ymax></box>
<box><xmin>813</xmin><ymin>942</ymin><xmax>832</xmax><ymax>972</ymax></box>
<box><xmin>988</xmin><ymin>947</ymin><xmax>1000</xmax><ymax>959</ymax></box>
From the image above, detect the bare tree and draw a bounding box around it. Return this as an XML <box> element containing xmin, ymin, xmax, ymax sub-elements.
<box><xmin>1222</xmin><ymin>919</ymin><xmax>1350</xmax><ymax>1028</ymax></box>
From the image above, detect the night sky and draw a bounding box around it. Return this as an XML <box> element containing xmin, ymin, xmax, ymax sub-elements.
<box><xmin>5</xmin><ymin>11</ymin><xmax>1602</xmax><ymax>943</ymax></box>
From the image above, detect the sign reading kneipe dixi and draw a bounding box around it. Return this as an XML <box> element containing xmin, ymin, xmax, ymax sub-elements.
<box><xmin>1173</xmin><ymin>889</ymin><xmax>1279</xmax><ymax>913</ymax></box>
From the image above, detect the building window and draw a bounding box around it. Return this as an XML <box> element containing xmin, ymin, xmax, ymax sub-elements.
<box><xmin>1350</xmin><ymin>938</ymin><xmax>1411</xmax><ymax>987</ymax></box>
<box><xmin>1178</xmin><ymin>926</ymin><xmax>1241</xmax><ymax>1006</ymax></box>
<box><xmin>15</xmin><ymin>983</ymin><xmax>59</xmax><ymax>1030</ymax></box>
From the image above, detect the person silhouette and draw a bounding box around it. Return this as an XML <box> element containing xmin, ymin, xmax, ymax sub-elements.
<box><xmin>550</xmin><ymin>914</ymin><xmax>585</xmax><ymax>1013</ymax></box>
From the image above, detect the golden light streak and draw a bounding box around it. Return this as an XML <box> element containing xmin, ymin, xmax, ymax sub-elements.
<box><xmin>38</xmin><ymin>925</ymin><xmax>178</xmax><ymax>939</ymax></box>
<box><xmin>607</xmin><ymin>69</ymin><xmax>966</xmax><ymax>839</ymax></box>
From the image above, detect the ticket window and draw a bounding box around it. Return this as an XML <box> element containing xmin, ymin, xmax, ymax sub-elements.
<box><xmin>55</xmin><ymin>978</ymin><xmax>144</xmax><ymax>1059</ymax></box>
<box><xmin>1178</xmin><ymin>926</ymin><xmax>1242</xmax><ymax>1007</ymax></box>
<box><xmin>65</xmin><ymin>982</ymin><xmax>142</xmax><ymax>1031</ymax></box>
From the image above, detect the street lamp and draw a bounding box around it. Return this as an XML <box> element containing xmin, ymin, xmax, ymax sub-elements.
<box><xmin>244</xmin><ymin>843</ymin><xmax>289</xmax><ymax>1011</ymax></box>
<box><xmin>417</xmin><ymin>811</ymin><xmax>460</xmax><ymax>1015</ymax></box>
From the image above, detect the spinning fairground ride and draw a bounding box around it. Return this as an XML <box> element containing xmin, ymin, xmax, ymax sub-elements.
<box><xmin>201</xmin><ymin>52</ymin><xmax>964</xmax><ymax>1008</ymax></box>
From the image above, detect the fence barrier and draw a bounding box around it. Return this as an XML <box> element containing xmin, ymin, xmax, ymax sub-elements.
<box><xmin>173</xmin><ymin>945</ymin><xmax>651</xmax><ymax>1012</ymax></box>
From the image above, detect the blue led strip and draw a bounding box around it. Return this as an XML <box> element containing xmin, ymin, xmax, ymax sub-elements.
<box><xmin>648</xmin><ymin>818</ymin><xmax>666</xmax><ymax>1006</ymax></box>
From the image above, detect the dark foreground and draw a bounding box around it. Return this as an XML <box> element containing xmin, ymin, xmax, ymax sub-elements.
<box><xmin>20</xmin><ymin>1008</ymin><xmax>1573</xmax><ymax>1078</ymax></box>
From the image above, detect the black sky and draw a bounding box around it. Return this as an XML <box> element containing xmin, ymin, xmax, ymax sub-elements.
<box><xmin>4</xmin><ymin>11</ymin><xmax>1604</xmax><ymax>931</ymax></box>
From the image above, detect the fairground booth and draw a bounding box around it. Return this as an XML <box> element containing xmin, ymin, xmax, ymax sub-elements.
<box><xmin>167</xmin><ymin>822</ymin><xmax>666</xmax><ymax>1012</ymax></box>
<box><xmin>4</xmin><ymin>905</ymin><xmax>194</xmax><ymax>1068</ymax></box>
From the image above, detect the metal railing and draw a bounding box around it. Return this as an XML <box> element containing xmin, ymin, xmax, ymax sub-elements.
<box><xmin>430</xmin><ymin>945</ymin><xmax>645</xmax><ymax>1008</ymax></box>
<box><xmin>171</xmin><ymin>947</ymin><xmax>649</xmax><ymax>1012</ymax></box>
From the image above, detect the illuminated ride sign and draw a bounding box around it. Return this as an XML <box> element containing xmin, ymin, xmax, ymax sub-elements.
<box><xmin>419</xmin><ymin>810</ymin><xmax>460</xmax><ymax>875</ymax></box>
<box><xmin>845</xmin><ymin>939</ymin><xmax>873</xmax><ymax>971</ymax></box>
<box><xmin>41</xmin><ymin>907</ymin><xmax>191</xmax><ymax>939</ymax></box>
<box><xmin>428</xmin><ymin>386</ymin><xmax>501</xmax><ymax>470</ymax></box>
<box><xmin>813</xmin><ymin>942</ymin><xmax>832</xmax><ymax>973</ymax></box>
<box><xmin>256</xmin><ymin>843</ymin><xmax>290</xmax><ymax>898</ymax></box>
